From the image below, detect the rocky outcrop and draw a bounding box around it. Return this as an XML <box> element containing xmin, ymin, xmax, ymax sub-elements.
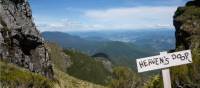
<box><xmin>92</xmin><ymin>53</ymin><xmax>113</xmax><ymax>73</ymax></box>
<box><xmin>172</xmin><ymin>0</ymin><xmax>200</xmax><ymax>87</ymax></box>
<box><xmin>174</xmin><ymin>0</ymin><xmax>200</xmax><ymax>50</ymax></box>
<box><xmin>0</xmin><ymin>0</ymin><xmax>53</xmax><ymax>78</ymax></box>
<box><xmin>94</xmin><ymin>57</ymin><xmax>113</xmax><ymax>73</ymax></box>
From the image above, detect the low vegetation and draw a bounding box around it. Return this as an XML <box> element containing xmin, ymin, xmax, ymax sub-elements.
<box><xmin>47</xmin><ymin>43</ymin><xmax>71</xmax><ymax>72</ymax></box>
<box><xmin>53</xmin><ymin>68</ymin><xmax>106</xmax><ymax>88</ymax></box>
<box><xmin>171</xmin><ymin>1</ymin><xmax>200</xmax><ymax>87</ymax></box>
<box><xmin>0</xmin><ymin>60</ymin><xmax>107</xmax><ymax>88</ymax></box>
<box><xmin>143</xmin><ymin>75</ymin><xmax>162</xmax><ymax>88</ymax></box>
<box><xmin>0</xmin><ymin>61</ymin><xmax>54</xmax><ymax>88</ymax></box>
<box><xmin>64</xmin><ymin>49</ymin><xmax>112</xmax><ymax>85</ymax></box>
<box><xmin>108</xmin><ymin>66</ymin><xmax>143</xmax><ymax>88</ymax></box>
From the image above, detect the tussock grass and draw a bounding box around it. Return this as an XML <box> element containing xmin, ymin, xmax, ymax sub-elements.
<box><xmin>0</xmin><ymin>61</ymin><xmax>54</xmax><ymax>88</ymax></box>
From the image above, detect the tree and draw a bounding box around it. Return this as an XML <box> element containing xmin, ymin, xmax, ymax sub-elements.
<box><xmin>109</xmin><ymin>66</ymin><xmax>142</xmax><ymax>88</ymax></box>
<box><xmin>143</xmin><ymin>75</ymin><xmax>162</xmax><ymax>88</ymax></box>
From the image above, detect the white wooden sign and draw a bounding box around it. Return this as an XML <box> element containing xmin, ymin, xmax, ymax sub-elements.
<box><xmin>136</xmin><ymin>50</ymin><xmax>192</xmax><ymax>73</ymax></box>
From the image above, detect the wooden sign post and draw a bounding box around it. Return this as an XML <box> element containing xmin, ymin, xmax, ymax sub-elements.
<box><xmin>136</xmin><ymin>50</ymin><xmax>192</xmax><ymax>88</ymax></box>
<box><xmin>160</xmin><ymin>52</ymin><xmax>171</xmax><ymax>88</ymax></box>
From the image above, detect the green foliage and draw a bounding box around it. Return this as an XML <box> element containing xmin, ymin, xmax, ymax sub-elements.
<box><xmin>47</xmin><ymin>43</ymin><xmax>108</xmax><ymax>87</ymax></box>
<box><xmin>108</xmin><ymin>66</ymin><xmax>142</xmax><ymax>88</ymax></box>
<box><xmin>64</xmin><ymin>49</ymin><xmax>112</xmax><ymax>85</ymax></box>
<box><xmin>0</xmin><ymin>61</ymin><xmax>54</xmax><ymax>88</ymax></box>
<box><xmin>53</xmin><ymin>68</ymin><xmax>107</xmax><ymax>88</ymax></box>
<box><xmin>42</xmin><ymin>32</ymin><xmax>158</xmax><ymax>70</ymax></box>
<box><xmin>47</xmin><ymin>43</ymin><xmax>69</xmax><ymax>72</ymax></box>
<box><xmin>143</xmin><ymin>75</ymin><xmax>162</xmax><ymax>88</ymax></box>
<box><xmin>94</xmin><ymin>41</ymin><xmax>154</xmax><ymax>69</ymax></box>
<box><xmin>172</xmin><ymin>3</ymin><xmax>200</xmax><ymax>87</ymax></box>
<box><xmin>176</xmin><ymin>6</ymin><xmax>200</xmax><ymax>21</ymax></box>
<box><xmin>171</xmin><ymin>48</ymin><xmax>200</xmax><ymax>88</ymax></box>
<box><xmin>0</xmin><ymin>60</ymin><xmax>107</xmax><ymax>88</ymax></box>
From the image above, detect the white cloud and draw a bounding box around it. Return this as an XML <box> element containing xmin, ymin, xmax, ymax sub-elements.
<box><xmin>35</xmin><ymin>19</ymin><xmax>106</xmax><ymax>32</ymax></box>
<box><xmin>85</xmin><ymin>6</ymin><xmax>176</xmax><ymax>20</ymax></box>
<box><xmin>34</xmin><ymin>6</ymin><xmax>178</xmax><ymax>32</ymax></box>
<box><xmin>84</xmin><ymin>6</ymin><xmax>177</xmax><ymax>30</ymax></box>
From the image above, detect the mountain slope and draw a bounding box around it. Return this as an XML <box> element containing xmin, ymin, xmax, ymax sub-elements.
<box><xmin>0</xmin><ymin>0</ymin><xmax>108</xmax><ymax>88</ymax></box>
<box><xmin>53</xmin><ymin>68</ymin><xmax>107</xmax><ymax>88</ymax></box>
<box><xmin>0</xmin><ymin>61</ymin><xmax>107</xmax><ymax>88</ymax></box>
<box><xmin>42</xmin><ymin>32</ymin><xmax>96</xmax><ymax>52</ymax></box>
<box><xmin>64</xmin><ymin>49</ymin><xmax>112</xmax><ymax>85</ymax></box>
<box><xmin>47</xmin><ymin>43</ymin><xmax>112</xmax><ymax>85</ymax></box>
<box><xmin>0</xmin><ymin>61</ymin><xmax>53</xmax><ymax>88</ymax></box>
<box><xmin>47</xmin><ymin>43</ymin><xmax>72</xmax><ymax>72</ymax></box>
<box><xmin>42</xmin><ymin>32</ymin><xmax>155</xmax><ymax>69</ymax></box>
<box><xmin>69</xmin><ymin>29</ymin><xmax>175</xmax><ymax>52</ymax></box>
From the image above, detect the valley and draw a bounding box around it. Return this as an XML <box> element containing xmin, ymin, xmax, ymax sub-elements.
<box><xmin>42</xmin><ymin>29</ymin><xmax>175</xmax><ymax>69</ymax></box>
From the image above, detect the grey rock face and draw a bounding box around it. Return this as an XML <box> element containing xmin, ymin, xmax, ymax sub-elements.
<box><xmin>0</xmin><ymin>0</ymin><xmax>53</xmax><ymax>78</ymax></box>
<box><xmin>172</xmin><ymin>0</ymin><xmax>200</xmax><ymax>87</ymax></box>
<box><xmin>173</xmin><ymin>0</ymin><xmax>200</xmax><ymax>50</ymax></box>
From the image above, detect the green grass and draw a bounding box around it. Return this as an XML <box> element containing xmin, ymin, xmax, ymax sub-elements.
<box><xmin>0</xmin><ymin>60</ymin><xmax>108</xmax><ymax>88</ymax></box>
<box><xmin>47</xmin><ymin>43</ymin><xmax>70</xmax><ymax>72</ymax></box>
<box><xmin>65</xmin><ymin>49</ymin><xmax>112</xmax><ymax>85</ymax></box>
<box><xmin>53</xmin><ymin>68</ymin><xmax>107</xmax><ymax>88</ymax></box>
<box><xmin>171</xmin><ymin>4</ymin><xmax>200</xmax><ymax>87</ymax></box>
<box><xmin>171</xmin><ymin>48</ymin><xmax>200</xmax><ymax>87</ymax></box>
<box><xmin>108</xmin><ymin>66</ymin><xmax>143</xmax><ymax>88</ymax></box>
<box><xmin>47</xmin><ymin>43</ymin><xmax>111</xmax><ymax>86</ymax></box>
<box><xmin>0</xmin><ymin>61</ymin><xmax>54</xmax><ymax>88</ymax></box>
<box><xmin>143</xmin><ymin>75</ymin><xmax>163</xmax><ymax>88</ymax></box>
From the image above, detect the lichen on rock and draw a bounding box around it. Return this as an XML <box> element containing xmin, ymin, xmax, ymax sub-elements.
<box><xmin>0</xmin><ymin>0</ymin><xmax>54</xmax><ymax>78</ymax></box>
<box><xmin>172</xmin><ymin>0</ymin><xmax>200</xmax><ymax>87</ymax></box>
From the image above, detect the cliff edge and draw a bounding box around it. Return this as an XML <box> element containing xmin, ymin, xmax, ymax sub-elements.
<box><xmin>172</xmin><ymin>0</ymin><xmax>200</xmax><ymax>87</ymax></box>
<box><xmin>0</xmin><ymin>0</ymin><xmax>53</xmax><ymax>78</ymax></box>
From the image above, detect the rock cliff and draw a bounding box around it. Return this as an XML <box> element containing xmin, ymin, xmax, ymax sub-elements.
<box><xmin>0</xmin><ymin>0</ymin><xmax>53</xmax><ymax>78</ymax></box>
<box><xmin>174</xmin><ymin>0</ymin><xmax>200</xmax><ymax>50</ymax></box>
<box><xmin>172</xmin><ymin>0</ymin><xmax>200</xmax><ymax>87</ymax></box>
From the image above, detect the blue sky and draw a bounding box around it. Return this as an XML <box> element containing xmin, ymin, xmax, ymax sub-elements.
<box><xmin>29</xmin><ymin>0</ymin><xmax>189</xmax><ymax>32</ymax></box>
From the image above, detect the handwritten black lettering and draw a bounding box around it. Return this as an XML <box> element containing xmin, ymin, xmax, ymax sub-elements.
<box><xmin>171</xmin><ymin>54</ymin><xmax>176</xmax><ymax>60</ymax></box>
<box><xmin>184</xmin><ymin>52</ymin><xmax>192</xmax><ymax>62</ymax></box>
<box><xmin>139</xmin><ymin>60</ymin><xmax>145</xmax><ymax>68</ymax></box>
<box><xmin>181</xmin><ymin>55</ymin><xmax>186</xmax><ymax>60</ymax></box>
<box><xmin>177</xmin><ymin>54</ymin><xmax>183</xmax><ymax>60</ymax></box>
<box><xmin>164</xmin><ymin>56</ymin><xmax>169</xmax><ymax>65</ymax></box>
<box><xmin>159</xmin><ymin>57</ymin><xmax>164</xmax><ymax>64</ymax></box>
<box><xmin>148</xmin><ymin>59</ymin><xmax>155</xmax><ymax>65</ymax></box>
<box><xmin>155</xmin><ymin>58</ymin><xmax>159</xmax><ymax>65</ymax></box>
<box><xmin>143</xmin><ymin>60</ymin><xmax>148</xmax><ymax>67</ymax></box>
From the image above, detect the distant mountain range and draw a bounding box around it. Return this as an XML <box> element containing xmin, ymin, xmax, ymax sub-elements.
<box><xmin>42</xmin><ymin>29</ymin><xmax>175</xmax><ymax>69</ymax></box>
<box><xmin>68</xmin><ymin>29</ymin><xmax>175</xmax><ymax>51</ymax></box>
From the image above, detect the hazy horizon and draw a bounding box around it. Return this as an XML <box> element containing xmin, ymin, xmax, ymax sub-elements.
<box><xmin>29</xmin><ymin>0</ymin><xmax>189</xmax><ymax>32</ymax></box>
